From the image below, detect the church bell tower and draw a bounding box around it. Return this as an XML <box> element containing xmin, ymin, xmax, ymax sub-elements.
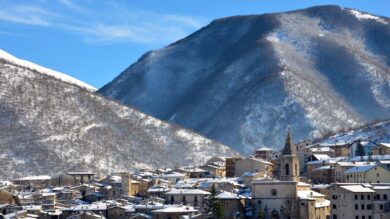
<box><xmin>279</xmin><ymin>128</ymin><xmax>300</xmax><ymax>181</ymax></box>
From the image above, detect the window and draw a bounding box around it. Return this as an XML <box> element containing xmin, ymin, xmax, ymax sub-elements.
<box><xmin>384</xmin><ymin>194</ymin><xmax>388</xmax><ymax>200</ymax></box>
<box><xmin>361</xmin><ymin>204</ymin><xmax>365</xmax><ymax>210</ymax></box>
<box><xmin>380</xmin><ymin>204</ymin><xmax>384</xmax><ymax>210</ymax></box>
<box><xmin>355</xmin><ymin>204</ymin><xmax>358</xmax><ymax>210</ymax></box>
<box><xmin>333</xmin><ymin>204</ymin><xmax>337</xmax><ymax>209</ymax></box>
<box><xmin>333</xmin><ymin>214</ymin><xmax>337</xmax><ymax>219</ymax></box>
<box><xmin>170</xmin><ymin>196</ymin><xmax>174</xmax><ymax>204</ymax></box>
<box><xmin>356</xmin><ymin>216</ymin><xmax>359</xmax><ymax>219</ymax></box>
<box><xmin>367</xmin><ymin>204</ymin><xmax>372</xmax><ymax>210</ymax></box>
<box><xmin>377</xmin><ymin>173</ymin><xmax>380</xmax><ymax>177</ymax></box>
<box><xmin>332</xmin><ymin>195</ymin><xmax>338</xmax><ymax>199</ymax></box>
<box><xmin>295</xmin><ymin>164</ymin><xmax>298</xmax><ymax>174</ymax></box>
<box><xmin>362</xmin><ymin>216</ymin><xmax>365</xmax><ymax>219</ymax></box>
<box><xmin>271</xmin><ymin>189</ymin><xmax>278</xmax><ymax>197</ymax></box>
<box><xmin>367</xmin><ymin>195</ymin><xmax>370</xmax><ymax>200</ymax></box>
<box><xmin>368</xmin><ymin>216</ymin><xmax>372</xmax><ymax>219</ymax></box>
<box><xmin>355</xmin><ymin>195</ymin><xmax>358</xmax><ymax>200</ymax></box>
<box><xmin>285</xmin><ymin>163</ymin><xmax>290</xmax><ymax>175</ymax></box>
<box><xmin>361</xmin><ymin>195</ymin><xmax>364</xmax><ymax>200</ymax></box>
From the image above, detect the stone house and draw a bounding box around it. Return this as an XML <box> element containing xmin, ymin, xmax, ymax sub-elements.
<box><xmin>329</xmin><ymin>183</ymin><xmax>390</xmax><ymax>219</ymax></box>
<box><xmin>165</xmin><ymin>189</ymin><xmax>210</xmax><ymax>208</ymax></box>
<box><xmin>345</xmin><ymin>164</ymin><xmax>390</xmax><ymax>184</ymax></box>
<box><xmin>234</xmin><ymin>157</ymin><xmax>272</xmax><ymax>177</ymax></box>
<box><xmin>215</xmin><ymin>191</ymin><xmax>244</xmax><ymax>219</ymax></box>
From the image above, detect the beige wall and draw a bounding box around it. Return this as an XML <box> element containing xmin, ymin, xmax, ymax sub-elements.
<box><xmin>235</xmin><ymin>158</ymin><xmax>271</xmax><ymax>177</ymax></box>
<box><xmin>252</xmin><ymin>181</ymin><xmax>299</xmax><ymax>218</ymax></box>
<box><xmin>346</xmin><ymin>166</ymin><xmax>390</xmax><ymax>184</ymax></box>
<box><xmin>218</xmin><ymin>199</ymin><xmax>242</xmax><ymax>219</ymax></box>
<box><xmin>330</xmin><ymin>186</ymin><xmax>375</xmax><ymax>219</ymax></box>
<box><xmin>166</xmin><ymin>193</ymin><xmax>206</xmax><ymax>208</ymax></box>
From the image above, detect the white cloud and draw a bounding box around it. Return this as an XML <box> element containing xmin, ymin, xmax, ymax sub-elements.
<box><xmin>0</xmin><ymin>6</ymin><xmax>52</xmax><ymax>26</ymax></box>
<box><xmin>0</xmin><ymin>1</ymin><xmax>205</xmax><ymax>45</ymax></box>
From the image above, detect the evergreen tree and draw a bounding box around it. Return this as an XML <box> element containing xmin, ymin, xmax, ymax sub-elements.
<box><xmin>355</xmin><ymin>141</ymin><xmax>366</xmax><ymax>157</ymax></box>
<box><xmin>207</xmin><ymin>184</ymin><xmax>224</xmax><ymax>219</ymax></box>
<box><xmin>258</xmin><ymin>207</ymin><xmax>265</xmax><ymax>219</ymax></box>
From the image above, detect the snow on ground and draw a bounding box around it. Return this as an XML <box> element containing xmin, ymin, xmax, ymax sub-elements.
<box><xmin>0</xmin><ymin>49</ymin><xmax>96</xmax><ymax>91</ymax></box>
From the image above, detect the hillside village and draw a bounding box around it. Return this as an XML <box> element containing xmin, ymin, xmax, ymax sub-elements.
<box><xmin>0</xmin><ymin>131</ymin><xmax>389</xmax><ymax>219</ymax></box>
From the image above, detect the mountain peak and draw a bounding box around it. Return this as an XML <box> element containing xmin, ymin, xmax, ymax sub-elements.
<box><xmin>99</xmin><ymin>6</ymin><xmax>390</xmax><ymax>153</ymax></box>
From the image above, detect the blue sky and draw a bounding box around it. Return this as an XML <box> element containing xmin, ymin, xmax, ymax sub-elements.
<box><xmin>1</xmin><ymin>0</ymin><xmax>389</xmax><ymax>88</ymax></box>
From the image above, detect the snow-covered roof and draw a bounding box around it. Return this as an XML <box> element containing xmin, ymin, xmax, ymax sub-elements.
<box><xmin>67</xmin><ymin>171</ymin><xmax>94</xmax><ymax>175</ymax></box>
<box><xmin>344</xmin><ymin>165</ymin><xmax>376</xmax><ymax>174</ymax></box>
<box><xmin>373</xmin><ymin>185</ymin><xmax>390</xmax><ymax>190</ymax></box>
<box><xmin>159</xmin><ymin>173</ymin><xmax>186</xmax><ymax>178</ymax></box>
<box><xmin>340</xmin><ymin>185</ymin><xmax>375</xmax><ymax>193</ymax></box>
<box><xmin>312</xmin><ymin>154</ymin><xmax>331</xmax><ymax>161</ymax></box>
<box><xmin>312</xmin><ymin>184</ymin><xmax>331</xmax><ymax>189</ymax></box>
<box><xmin>23</xmin><ymin>205</ymin><xmax>42</xmax><ymax>211</ymax></box>
<box><xmin>178</xmin><ymin>167</ymin><xmax>208</xmax><ymax>173</ymax></box>
<box><xmin>147</xmin><ymin>186</ymin><xmax>170</xmax><ymax>193</ymax></box>
<box><xmin>313</xmin><ymin>166</ymin><xmax>333</xmax><ymax>171</ymax></box>
<box><xmin>15</xmin><ymin>175</ymin><xmax>51</xmax><ymax>181</ymax></box>
<box><xmin>379</xmin><ymin>143</ymin><xmax>390</xmax><ymax>148</ymax></box>
<box><xmin>255</xmin><ymin>147</ymin><xmax>272</xmax><ymax>151</ymax></box>
<box><xmin>0</xmin><ymin>49</ymin><xmax>96</xmax><ymax>91</ymax></box>
<box><xmin>297</xmin><ymin>190</ymin><xmax>325</xmax><ymax>199</ymax></box>
<box><xmin>379</xmin><ymin>160</ymin><xmax>390</xmax><ymax>164</ymax></box>
<box><xmin>216</xmin><ymin>191</ymin><xmax>240</xmax><ymax>199</ymax></box>
<box><xmin>65</xmin><ymin>202</ymin><xmax>109</xmax><ymax>211</ymax></box>
<box><xmin>166</xmin><ymin>189</ymin><xmax>210</xmax><ymax>195</ymax></box>
<box><xmin>315</xmin><ymin>200</ymin><xmax>331</xmax><ymax>208</ymax></box>
<box><xmin>311</xmin><ymin>147</ymin><xmax>333</xmax><ymax>153</ymax></box>
<box><xmin>297</xmin><ymin>182</ymin><xmax>311</xmax><ymax>187</ymax></box>
<box><xmin>135</xmin><ymin>202</ymin><xmax>164</xmax><ymax>210</ymax></box>
<box><xmin>42</xmin><ymin>192</ymin><xmax>56</xmax><ymax>197</ymax></box>
<box><xmin>151</xmin><ymin>205</ymin><xmax>198</xmax><ymax>213</ymax></box>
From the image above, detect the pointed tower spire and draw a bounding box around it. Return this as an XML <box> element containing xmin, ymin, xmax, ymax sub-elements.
<box><xmin>282</xmin><ymin>126</ymin><xmax>296</xmax><ymax>155</ymax></box>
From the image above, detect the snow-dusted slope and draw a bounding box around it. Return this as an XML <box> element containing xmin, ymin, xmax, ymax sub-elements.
<box><xmin>318</xmin><ymin>120</ymin><xmax>390</xmax><ymax>145</ymax></box>
<box><xmin>0</xmin><ymin>54</ymin><xmax>237</xmax><ymax>179</ymax></box>
<box><xmin>99</xmin><ymin>5</ymin><xmax>390</xmax><ymax>153</ymax></box>
<box><xmin>0</xmin><ymin>49</ymin><xmax>96</xmax><ymax>91</ymax></box>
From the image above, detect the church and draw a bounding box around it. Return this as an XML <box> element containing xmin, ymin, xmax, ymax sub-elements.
<box><xmin>251</xmin><ymin>130</ymin><xmax>331</xmax><ymax>219</ymax></box>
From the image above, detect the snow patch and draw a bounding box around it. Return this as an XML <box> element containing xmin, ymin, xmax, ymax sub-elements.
<box><xmin>349</xmin><ymin>10</ymin><xmax>387</xmax><ymax>24</ymax></box>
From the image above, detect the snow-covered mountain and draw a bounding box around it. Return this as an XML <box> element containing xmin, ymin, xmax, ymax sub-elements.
<box><xmin>99</xmin><ymin>5</ymin><xmax>390</xmax><ymax>153</ymax></box>
<box><xmin>0</xmin><ymin>49</ymin><xmax>237</xmax><ymax>179</ymax></box>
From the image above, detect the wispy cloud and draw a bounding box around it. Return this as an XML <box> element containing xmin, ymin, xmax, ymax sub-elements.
<box><xmin>0</xmin><ymin>5</ymin><xmax>53</xmax><ymax>26</ymax></box>
<box><xmin>0</xmin><ymin>1</ymin><xmax>206</xmax><ymax>45</ymax></box>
